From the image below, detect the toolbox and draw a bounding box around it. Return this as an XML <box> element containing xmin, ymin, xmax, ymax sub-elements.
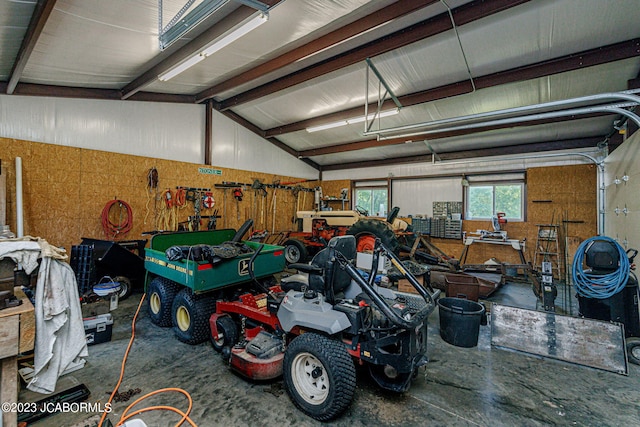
<box><xmin>83</xmin><ymin>313</ymin><xmax>113</xmax><ymax>346</ymax></box>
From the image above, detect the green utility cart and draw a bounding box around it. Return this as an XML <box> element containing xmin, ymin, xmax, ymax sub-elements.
<box><xmin>143</xmin><ymin>225</ymin><xmax>285</xmax><ymax>344</ymax></box>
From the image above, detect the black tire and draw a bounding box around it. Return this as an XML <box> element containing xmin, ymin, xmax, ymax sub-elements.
<box><xmin>114</xmin><ymin>276</ymin><xmax>133</xmax><ymax>301</ymax></box>
<box><xmin>147</xmin><ymin>277</ymin><xmax>181</xmax><ymax>327</ymax></box>
<box><xmin>627</xmin><ymin>337</ymin><xmax>640</xmax><ymax>366</ymax></box>
<box><xmin>348</xmin><ymin>219</ymin><xmax>400</xmax><ymax>254</ymax></box>
<box><xmin>284</xmin><ymin>239</ymin><xmax>308</xmax><ymax>264</ymax></box>
<box><xmin>211</xmin><ymin>315</ymin><xmax>239</xmax><ymax>355</ymax></box>
<box><xmin>171</xmin><ymin>288</ymin><xmax>217</xmax><ymax>345</ymax></box>
<box><xmin>283</xmin><ymin>333</ymin><xmax>356</xmax><ymax>421</ymax></box>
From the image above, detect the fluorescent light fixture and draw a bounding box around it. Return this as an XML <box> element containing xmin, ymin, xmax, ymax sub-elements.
<box><xmin>306</xmin><ymin>120</ymin><xmax>348</xmax><ymax>133</ymax></box>
<box><xmin>306</xmin><ymin>109</ymin><xmax>399</xmax><ymax>133</ymax></box>
<box><xmin>346</xmin><ymin>108</ymin><xmax>399</xmax><ymax>124</ymax></box>
<box><xmin>158</xmin><ymin>54</ymin><xmax>206</xmax><ymax>82</ymax></box>
<box><xmin>201</xmin><ymin>12</ymin><xmax>268</xmax><ymax>57</ymax></box>
<box><xmin>158</xmin><ymin>12</ymin><xmax>268</xmax><ymax>82</ymax></box>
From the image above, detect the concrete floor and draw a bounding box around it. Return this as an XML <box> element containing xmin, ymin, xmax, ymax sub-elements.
<box><xmin>21</xmin><ymin>281</ymin><xmax>640</xmax><ymax>427</ymax></box>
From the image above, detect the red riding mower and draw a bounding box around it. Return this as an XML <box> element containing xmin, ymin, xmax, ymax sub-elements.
<box><xmin>209</xmin><ymin>235</ymin><xmax>438</xmax><ymax>421</ymax></box>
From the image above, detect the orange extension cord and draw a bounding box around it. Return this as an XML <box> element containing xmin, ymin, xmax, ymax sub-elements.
<box><xmin>98</xmin><ymin>294</ymin><xmax>198</xmax><ymax>427</ymax></box>
<box><xmin>101</xmin><ymin>199</ymin><xmax>133</xmax><ymax>239</ymax></box>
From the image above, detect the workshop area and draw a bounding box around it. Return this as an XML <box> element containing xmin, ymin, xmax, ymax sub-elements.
<box><xmin>0</xmin><ymin>1</ymin><xmax>639</xmax><ymax>426</ymax></box>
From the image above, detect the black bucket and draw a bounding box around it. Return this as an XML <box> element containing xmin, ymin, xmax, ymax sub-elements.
<box><xmin>438</xmin><ymin>297</ymin><xmax>485</xmax><ymax>348</ymax></box>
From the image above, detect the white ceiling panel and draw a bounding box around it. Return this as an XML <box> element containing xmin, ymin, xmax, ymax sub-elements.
<box><xmin>275</xmin><ymin>59</ymin><xmax>640</xmax><ymax>151</ymax></box>
<box><xmin>0</xmin><ymin>0</ymin><xmax>36</xmax><ymax>79</ymax></box>
<box><xmin>459</xmin><ymin>0</ymin><xmax>640</xmax><ymax>77</ymax></box>
<box><xmin>144</xmin><ymin>0</ymin><xmax>383</xmax><ymax>94</ymax></box>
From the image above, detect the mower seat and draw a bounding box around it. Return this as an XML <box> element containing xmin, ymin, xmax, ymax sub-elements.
<box><xmin>281</xmin><ymin>235</ymin><xmax>357</xmax><ymax>296</ymax></box>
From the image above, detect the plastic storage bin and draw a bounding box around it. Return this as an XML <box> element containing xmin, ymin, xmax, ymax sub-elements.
<box><xmin>83</xmin><ymin>313</ymin><xmax>113</xmax><ymax>346</ymax></box>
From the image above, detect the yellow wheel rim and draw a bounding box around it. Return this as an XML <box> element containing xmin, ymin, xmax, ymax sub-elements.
<box><xmin>176</xmin><ymin>306</ymin><xmax>191</xmax><ymax>332</ymax></box>
<box><xmin>150</xmin><ymin>292</ymin><xmax>161</xmax><ymax>314</ymax></box>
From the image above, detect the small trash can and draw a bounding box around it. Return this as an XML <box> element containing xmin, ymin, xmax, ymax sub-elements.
<box><xmin>438</xmin><ymin>297</ymin><xmax>485</xmax><ymax>348</ymax></box>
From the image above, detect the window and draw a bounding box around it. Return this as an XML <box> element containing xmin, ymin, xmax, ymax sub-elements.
<box><xmin>354</xmin><ymin>182</ymin><xmax>388</xmax><ymax>217</ymax></box>
<box><xmin>465</xmin><ymin>173</ymin><xmax>525</xmax><ymax>221</ymax></box>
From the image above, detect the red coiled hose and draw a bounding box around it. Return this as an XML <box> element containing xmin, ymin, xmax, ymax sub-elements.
<box><xmin>102</xmin><ymin>199</ymin><xmax>133</xmax><ymax>239</ymax></box>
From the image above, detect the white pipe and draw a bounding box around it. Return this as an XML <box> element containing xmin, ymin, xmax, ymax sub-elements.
<box><xmin>15</xmin><ymin>157</ymin><xmax>23</xmax><ymax>237</ymax></box>
<box><xmin>363</xmin><ymin>89</ymin><xmax>640</xmax><ymax>137</ymax></box>
<box><xmin>378</xmin><ymin>103</ymin><xmax>640</xmax><ymax>141</ymax></box>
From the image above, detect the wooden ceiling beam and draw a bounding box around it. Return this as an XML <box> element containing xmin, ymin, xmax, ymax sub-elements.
<box><xmin>194</xmin><ymin>0</ymin><xmax>438</xmax><ymax>103</ymax></box>
<box><xmin>266</xmin><ymin>38</ymin><xmax>640</xmax><ymax>137</ymax></box>
<box><xmin>219</xmin><ymin>0</ymin><xmax>531</xmax><ymax>111</ymax></box>
<box><xmin>7</xmin><ymin>0</ymin><xmax>59</xmax><ymax>95</ymax></box>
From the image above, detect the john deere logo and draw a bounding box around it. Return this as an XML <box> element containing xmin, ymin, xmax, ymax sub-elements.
<box><xmin>238</xmin><ymin>259</ymin><xmax>252</xmax><ymax>276</ymax></box>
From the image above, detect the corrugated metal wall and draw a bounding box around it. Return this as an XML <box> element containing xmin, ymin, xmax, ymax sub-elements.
<box><xmin>605</xmin><ymin>131</ymin><xmax>640</xmax><ymax>250</ymax></box>
<box><xmin>391</xmin><ymin>177</ymin><xmax>461</xmax><ymax>217</ymax></box>
<box><xmin>0</xmin><ymin>95</ymin><xmax>318</xmax><ymax>179</ymax></box>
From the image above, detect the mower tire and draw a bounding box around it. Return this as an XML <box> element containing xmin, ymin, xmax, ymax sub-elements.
<box><xmin>348</xmin><ymin>219</ymin><xmax>400</xmax><ymax>254</ymax></box>
<box><xmin>284</xmin><ymin>239</ymin><xmax>308</xmax><ymax>264</ymax></box>
<box><xmin>171</xmin><ymin>288</ymin><xmax>217</xmax><ymax>345</ymax></box>
<box><xmin>211</xmin><ymin>315</ymin><xmax>239</xmax><ymax>356</ymax></box>
<box><xmin>627</xmin><ymin>337</ymin><xmax>640</xmax><ymax>365</ymax></box>
<box><xmin>147</xmin><ymin>277</ymin><xmax>181</xmax><ymax>327</ymax></box>
<box><xmin>283</xmin><ymin>333</ymin><xmax>356</xmax><ymax>421</ymax></box>
<box><xmin>114</xmin><ymin>276</ymin><xmax>133</xmax><ymax>301</ymax></box>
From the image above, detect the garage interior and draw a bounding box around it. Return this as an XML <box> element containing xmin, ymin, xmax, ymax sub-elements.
<box><xmin>0</xmin><ymin>0</ymin><xmax>639</xmax><ymax>426</ymax></box>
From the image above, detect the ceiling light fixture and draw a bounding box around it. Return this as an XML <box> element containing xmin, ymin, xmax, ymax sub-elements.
<box><xmin>158</xmin><ymin>54</ymin><xmax>206</xmax><ymax>82</ymax></box>
<box><xmin>158</xmin><ymin>12</ymin><xmax>268</xmax><ymax>82</ymax></box>
<box><xmin>306</xmin><ymin>108</ymin><xmax>399</xmax><ymax>133</ymax></box>
<box><xmin>346</xmin><ymin>108</ymin><xmax>399</xmax><ymax>124</ymax></box>
<box><xmin>201</xmin><ymin>12</ymin><xmax>268</xmax><ymax>57</ymax></box>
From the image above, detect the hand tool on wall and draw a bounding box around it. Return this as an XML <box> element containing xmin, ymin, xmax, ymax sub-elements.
<box><xmin>271</xmin><ymin>180</ymin><xmax>280</xmax><ymax>232</ymax></box>
<box><xmin>221</xmin><ymin>188</ymin><xmax>229</xmax><ymax>228</ymax></box>
<box><xmin>233</xmin><ymin>188</ymin><xmax>243</xmax><ymax>222</ymax></box>
<box><xmin>292</xmin><ymin>185</ymin><xmax>301</xmax><ymax>223</ymax></box>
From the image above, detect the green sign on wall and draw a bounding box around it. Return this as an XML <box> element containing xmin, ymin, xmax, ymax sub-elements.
<box><xmin>198</xmin><ymin>167</ymin><xmax>222</xmax><ymax>175</ymax></box>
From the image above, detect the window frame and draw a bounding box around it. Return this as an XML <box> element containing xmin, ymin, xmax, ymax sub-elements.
<box><xmin>353</xmin><ymin>180</ymin><xmax>390</xmax><ymax>218</ymax></box>
<box><xmin>464</xmin><ymin>175</ymin><xmax>526</xmax><ymax>221</ymax></box>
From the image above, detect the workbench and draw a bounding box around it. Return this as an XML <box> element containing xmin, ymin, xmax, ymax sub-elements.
<box><xmin>0</xmin><ymin>288</ymin><xmax>35</xmax><ymax>427</ymax></box>
<box><xmin>459</xmin><ymin>236</ymin><xmax>542</xmax><ymax>297</ymax></box>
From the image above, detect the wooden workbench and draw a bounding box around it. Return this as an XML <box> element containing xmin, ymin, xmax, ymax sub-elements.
<box><xmin>0</xmin><ymin>288</ymin><xmax>35</xmax><ymax>427</ymax></box>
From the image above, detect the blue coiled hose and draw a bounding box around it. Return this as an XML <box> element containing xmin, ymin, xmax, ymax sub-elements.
<box><xmin>572</xmin><ymin>236</ymin><xmax>630</xmax><ymax>299</ymax></box>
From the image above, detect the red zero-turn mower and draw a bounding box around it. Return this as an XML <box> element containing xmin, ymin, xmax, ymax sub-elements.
<box><xmin>209</xmin><ymin>235</ymin><xmax>438</xmax><ymax>421</ymax></box>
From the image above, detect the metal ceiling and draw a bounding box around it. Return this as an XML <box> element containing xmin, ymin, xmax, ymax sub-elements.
<box><xmin>1</xmin><ymin>0</ymin><xmax>639</xmax><ymax>172</ymax></box>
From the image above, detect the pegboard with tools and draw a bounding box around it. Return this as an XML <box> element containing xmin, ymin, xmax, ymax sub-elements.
<box><xmin>214</xmin><ymin>180</ymin><xmax>317</xmax><ymax>232</ymax></box>
<box><xmin>175</xmin><ymin>186</ymin><xmax>220</xmax><ymax>232</ymax></box>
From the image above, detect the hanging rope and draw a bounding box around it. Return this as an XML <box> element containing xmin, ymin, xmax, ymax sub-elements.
<box><xmin>102</xmin><ymin>199</ymin><xmax>133</xmax><ymax>239</ymax></box>
<box><xmin>572</xmin><ymin>236</ymin><xmax>629</xmax><ymax>299</ymax></box>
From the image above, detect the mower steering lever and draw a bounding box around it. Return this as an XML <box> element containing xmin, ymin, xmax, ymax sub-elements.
<box><xmin>336</xmin><ymin>247</ymin><xmax>435</xmax><ymax>330</ymax></box>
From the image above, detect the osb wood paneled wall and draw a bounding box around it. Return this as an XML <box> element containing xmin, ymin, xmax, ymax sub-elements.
<box><xmin>317</xmin><ymin>180</ymin><xmax>351</xmax><ymax>209</ymax></box>
<box><xmin>1</xmin><ymin>136</ymin><xmax>598</xmax><ymax>277</ymax></box>
<box><xmin>424</xmin><ymin>164</ymin><xmax>597</xmax><ymax>277</ymax></box>
<box><xmin>1</xmin><ymin>138</ymin><xmax>318</xmax><ymax>253</ymax></box>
